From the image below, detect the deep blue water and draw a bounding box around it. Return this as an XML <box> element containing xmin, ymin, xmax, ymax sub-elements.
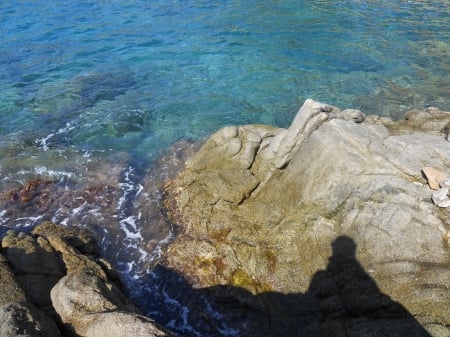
<box><xmin>1</xmin><ymin>1</ymin><xmax>450</xmax><ymax>335</ymax></box>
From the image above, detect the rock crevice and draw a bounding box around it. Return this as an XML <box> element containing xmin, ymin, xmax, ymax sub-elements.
<box><xmin>0</xmin><ymin>222</ymin><xmax>173</xmax><ymax>337</ymax></box>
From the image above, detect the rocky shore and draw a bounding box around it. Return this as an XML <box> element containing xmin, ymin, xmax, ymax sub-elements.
<box><xmin>0</xmin><ymin>222</ymin><xmax>172</xmax><ymax>337</ymax></box>
<box><xmin>163</xmin><ymin>99</ymin><xmax>450</xmax><ymax>336</ymax></box>
<box><xmin>1</xmin><ymin>99</ymin><xmax>449</xmax><ymax>336</ymax></box>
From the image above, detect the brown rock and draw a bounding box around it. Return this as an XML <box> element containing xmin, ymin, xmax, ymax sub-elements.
<box><xmin>1</xmin><ymin>246</ymin><xmax>62</xmax><ymax>337</ymax></box>
<box><xmin>422</xmin><ymin>166</ymin><xmax>448</xmax><ymax>190</ymax></box>
<box><xmin>0</xmin><ymin>252</ymin><xmax>27</xmax><ymax>306</ymax></box>
<box><xmin>2</xmin><ymin>230</ymin><xmax>65</xmax><ymax>308</ymax></box>
<box><xmin>2</xmin><ymin>222</ymin><xmax>175</xmax><ymax>336</ymax></box>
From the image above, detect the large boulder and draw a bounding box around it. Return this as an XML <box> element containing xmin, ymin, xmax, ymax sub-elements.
<box><xmin>51</xmin><ymin>268</ymin><xmax>172</xmax><ymax>337</ymax></box>
<box><xmin>1</xmin><ymin>222</ymin><xmax>173</xmax><ymax>337</ymax></box>
<box><xmin>165</xmin><ymin>99</ymin><xmax>450</xmax><ymax>336</ymax></box>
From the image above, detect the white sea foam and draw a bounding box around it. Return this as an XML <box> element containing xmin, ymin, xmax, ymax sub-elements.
<box><xmin>36</xmin><ymin>123</ymin><xmax>76</xmax><ymax>151</ymax></box>
<box><xmin>146</xmin><ymin>228</ymin><xmax>176</xmax><ymax>264</ymax></box>
<box><xmin>71</xmin><ymin>201</ymin><xmax>87</xmax><ymax>215</ymax></box>
<box><xmin>119</xmin><ymin>216</ymin><xmax>143</xmax><ymax>240</ymax></box>
<box><xmin>33</xmin><ymin>166</ymin><xmax>74</xmax><ymax>179</ymax></box>
<box><xmin>36</xmin><ymin>133</ymin><xmax>54</xmax><ymax>151</ymax></box>
<box><xmin>82</xmin><ymin>150</ymin><xmax>92</xmax><ymax>159</ymax></box>
<box><xmin>0</xmin><ymin>210</ymin><xmax>9</xmax><ymax>225</ymax></box>
<box><xmin>117</xmin><ymin>166</ymin><xmax>139</xmax><ymax>211</ymax></box>
<box><xmin>162</xmin><ymin>289</ymin><xmax>202</xmax><ymax>337</ymax></box>
<box><xmin>14</xmin><ymin>215</ymin><xmax>44</xmax><ymax>228</ymax></box>
<box><xmin>135</xmin><ymin>183</ymin><xmax>144</xmax><ymax>196</ymax></box>
<box><xmin>56</xmin><ymin>122</ymin><xmax>75</xmax><ymax>135</ymax></box>
<box><xmin>205</xmin><ymin>301</ymin><xmax>240</xmax><ymax>336</ymax></box>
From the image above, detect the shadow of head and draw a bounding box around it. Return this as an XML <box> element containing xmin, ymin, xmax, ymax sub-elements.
<box><xmin>331</xmin><ymin>235</ymin><xmax>356</xmax><ymax>259</ymax></box>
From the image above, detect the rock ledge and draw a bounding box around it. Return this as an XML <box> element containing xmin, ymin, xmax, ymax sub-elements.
<box><xmin>164</xmin><ymin>99</ymin><xmax>450</xmax><ymax>336</ymax></box>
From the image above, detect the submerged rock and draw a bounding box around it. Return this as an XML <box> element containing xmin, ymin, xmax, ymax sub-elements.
<box><xmin>31</xmin><ymin>70</ymin><xmax>136</xmax><ymax>115</ymax></box>
<box><xmin>164</xmin><ymin>99</ymin><xmax>450</xmax><ymax>336</ymax></box>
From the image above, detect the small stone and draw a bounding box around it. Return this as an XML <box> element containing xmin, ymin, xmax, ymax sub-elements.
<box><xmin>422</xmin><ymin>167</ymin><xmax>448</xmax><ymax>190</ymax></box>
<box><xmin>340</xmin><ymin>109</ymin><xmax>365</xmax><ymax>123</ymax></box>
<box><xmin>431</xmin><ymin>188</ymin><xmax>450</xmax><ymax>208</ymax></box>
<box><xmin>440</xmin><ymin>178</ymin><xmax>450</xmax><ymax>188</ymax></box>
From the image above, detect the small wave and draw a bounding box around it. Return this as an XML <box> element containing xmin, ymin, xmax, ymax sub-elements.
<box><xmin>119</xmin><ymin>215</ymin><xmax>143</xmax><ymax>241</ymax></box>
<box><xmin>35</xmin><ymin>122</ymin><xmax>76</xmax><ymax>151</ymax></box>
<box><xmin>0</xmin><ymin>210</ymin><xmax>9</xmax><ymax>225</ymax></box>
<box><xmin>13</xmin><ymin>215</ymin><xmax>44</xmax><ymax>229</ymax></box>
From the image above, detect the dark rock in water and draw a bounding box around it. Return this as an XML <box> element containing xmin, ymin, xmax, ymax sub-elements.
<box><xmin>1</xmin><ymin>179</ymin><xmax>58</xmax><ymax>214</ymax></box>
<box><xmin>27</xmin><ymin>70</ymin><xmax>138</xmax><ymax>147</ymax></box>
<box><xmin>0</xmin><ymin>222</ymin><xmax>174</xmax><ymax>337</ymax></box>
<box><xmin>354</xmin><ymin>81</ymin><xmax>426</xmax><ymax>119</ymax></box>
<box><xmin>163</xmin><ymin>99</ymin><xmax>450</xmax><ymax>336</ymax></box>
<box><xmin>32</xmin><ymin>70</ymin><xmax>136</xmax><ymax>115</ymax></box>
<box><xmin>0</xmin><ymin>154</ymin><xmax>127</xmax><ymax>230</ymax></box>
<box><xmin>75</xmin><ymin>71</ymin><xmax>136</xmax><ymax>108</ymax></box>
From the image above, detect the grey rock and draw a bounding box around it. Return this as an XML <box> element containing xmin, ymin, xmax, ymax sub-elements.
<box><xmin>0</xmin><ymin>254</ymin><xmax>27</xmax><ymax>307</ymax></box>
<box><xmin>165</xmin><ymin>99</ymin><xmax>450</xmax><ymax>336</ymax></box>
<box><xmin>0</xmin><ymin>249</ymin><xmax>61</xmax><ymax>337</ymax></box>
<box><xmin>258</xmin><ymin>99</ymin><xmax>339</xmax><ymax>171</ymax></box>
<box><xmin>2</xmin><ymin>222</ymin><xmax>174</xmax><ymax>337</ymax></box>
<box><xmin>0</xmin><ymin>302</ymin><xmax>61</xmax><ymax>337</ymax></box>
<box><xmin>336</xmin><ymin>108</ymin><xmax>366</xmax><ymax>123</ymax></box>
<box><xmin>2</xmin><ymin>231</ymin><xmax>65</xmax><ymax>309</ymax></box>
<box><xmin>440</xmin><ymin>178</ymin><xmax>450</xmax><ymax>188</ymax></box>
<box><xmin>403</xmin><ymin>107</ymin><xmax>450</xmax><ymax>133</ymax></box>
<box><xmin>431</xmin><ymin>188</ymin><xmax>450</xmax><ymax>208</ymax></box>
<box><xmin>85</xmin><ymin>312</ymin><xmax>173</xmax><ymax>337</ymax></box>
<box><xmin>51</xmin><ymin>269</ymin><xmax>173</xmax><ymax>337</ymax></box>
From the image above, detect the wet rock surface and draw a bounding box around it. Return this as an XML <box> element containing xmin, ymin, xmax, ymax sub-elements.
<box><xmin>0</xmin><ymin>222</ymin><xmax>173</xmax><ymax>337</ymax></box>
<box><xmin>164</xmin><ymin>99</ymin><xmax>450</xmax><ymax>336</ymax></box>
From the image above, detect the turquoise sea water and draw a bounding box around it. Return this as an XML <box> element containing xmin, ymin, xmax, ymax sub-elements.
<box><xmin>2</xmin><ymin>1</ymin><xmax>450</xmax><ymax>156</ymax></box>
<box><xmin>1</xmin><ymin>1</ymin><xmax>450</xmax><ymax>335</ymax></box>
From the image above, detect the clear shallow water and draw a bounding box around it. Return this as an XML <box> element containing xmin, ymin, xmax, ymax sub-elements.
<box><xmin>1</xmin><ymin>1</ymin><xmax>450</xmax><ymax>335</ymax></box>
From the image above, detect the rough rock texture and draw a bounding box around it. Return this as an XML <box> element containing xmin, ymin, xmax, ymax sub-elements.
<box><xmin>0</xmin><ymin>302</ymin><xmax>62</xmax><ymax>337</ymax></box>
<box><xmin>0</xmin><ymin>243</ymin><xmax>62</xmax><ymax>337</ymax></box>
<box><xmin>165</xmin><ymin>99</ymin><xmax>450</xmax><ymax>336</ymax></box>
<box><xmin>51</xmin><ymin>269</ymin><xmax>171</xmax><ymax>337</ymax></box>
<box><xmin>1</xmin><ymin>222</ymin><xmax>173</xmax><ymax>337</ymax></box>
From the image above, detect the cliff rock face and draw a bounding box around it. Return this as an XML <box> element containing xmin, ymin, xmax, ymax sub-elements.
<box><xmin>0</xmin><ymin>222</ymin><xmax>173</xmax><ymax>337</ymax></box>
<box><xmin>165</xmin><ymin>99</ymin><xmax>450</xmax><ymax>336</ymax></box>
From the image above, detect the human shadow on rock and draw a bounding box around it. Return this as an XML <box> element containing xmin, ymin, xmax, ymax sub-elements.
<box><xmin>300</xmin><ymin>236</ymin><xmax>431</xmax><ymax>337</ymax></box>
<box><xmin>149</xmin><ymin>236</ymin><xmax>431</xmax><ymax>337</ymax></box>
